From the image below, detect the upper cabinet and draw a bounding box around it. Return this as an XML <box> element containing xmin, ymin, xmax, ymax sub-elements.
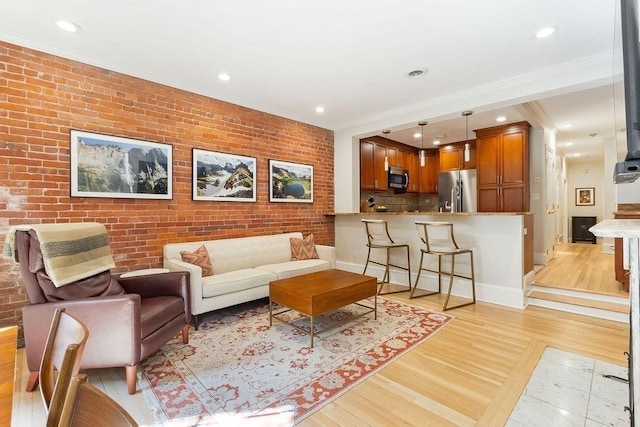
<box><xmin>360</xmin><ymin>137</ymin><xmax>435</xmax><ymax>194</ymax></box>
<box><xmin>439</xmin><ymin>141</ymin><xmax>476</xmax><ymax>171</ymax></box>
<box><xmin>419</xmin><ymin>149</ymin><xmax>438</xmax><ymax>193</ymax></box>
<box><xmin>475</xmin><ymin>121</ymin><xmax>531</xmax><ymax>212</ymax></box>
<box><xmin>360</xmin><ymin>139</ymin><xmax>388</xmax><ymax>191</ymax></box>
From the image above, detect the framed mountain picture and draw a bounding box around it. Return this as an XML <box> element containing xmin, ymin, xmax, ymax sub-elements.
<box><xmin>269</xmin><ymin>159</ymin><xmax>313</xmax><ymax>203</ymax></box>
<box><xmin>70</xmin><ymin>130</ymin><xmax>172</xmax><ymax>199</ymax></box>
<box><xmin>192</xmin><ymin>149</ymin><xmax>256</xmax><ymax>202</ymax></box>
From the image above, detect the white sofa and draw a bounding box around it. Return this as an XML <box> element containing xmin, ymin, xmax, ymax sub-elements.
<box><xmin>163</xmin><ymin>232</ymin><xmax>336</xmax><ymax>327</ymax></box>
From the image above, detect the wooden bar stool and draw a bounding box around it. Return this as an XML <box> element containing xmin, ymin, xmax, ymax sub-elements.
<box><xmin>362</xmin><ymin>219</ymin><xmax>412</xmax><ymax>295</ymax></box>
<box><xmin>411</xmin><ymin>221</ymin><xmax>476</xmax><ymax>311</ymax></box>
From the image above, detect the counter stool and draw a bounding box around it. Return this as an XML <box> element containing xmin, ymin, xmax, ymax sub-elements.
<box><xmin>411</xmin><ymin>221</ymin><xmax>476</xmax><ymax>311</ymax></box>
<box><xmin>362</xmin><ymin>219</ymin><xmax>412</xmax><ymax>295</ymax></box>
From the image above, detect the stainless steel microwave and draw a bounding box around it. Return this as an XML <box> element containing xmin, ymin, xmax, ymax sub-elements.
<box><xmin>388</xmin><ymin>167</ymin><xmax>408</xmax><ymax>189</ymax></box>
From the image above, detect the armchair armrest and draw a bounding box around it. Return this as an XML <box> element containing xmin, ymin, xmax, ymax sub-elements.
<box><xmin>116</xmin><ymin>271</ymin><xmax>191</xmax><ymax>322</ymax></box>
<box><xmin>22</xmin><ymin>294</ymin><xmax>141</xmax><ymax>372</ymax></box>
<box><xmin>315</xmin><ymin>245</ymin><xmax>336</xmax><ymax>268</ymax></box>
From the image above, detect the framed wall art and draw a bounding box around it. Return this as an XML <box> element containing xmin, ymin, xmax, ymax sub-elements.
<box><xmin>193</xmin><ymin>149</ymin><xmax>256</xmax><ymax>202</ymax></box>
<box><xmin>269</xmin><ymin>159</ymin><xmax>313</xmax><ymax>203</ymax></box>
<box><xmin>70</xmin><ymin>130</ymin><xmax>172</xmax><ymax>199</ymax></box>
<box><xmin>575</xmin><ymin>187</ymin><xmax>595</xmax><ymax>206</ymax></box>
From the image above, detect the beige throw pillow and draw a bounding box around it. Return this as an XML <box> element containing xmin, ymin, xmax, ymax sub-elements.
<box><xmin>290</xmin><ymin>234</ymin><xmax>319</xmax><ymax>261</ymax></box>
<box><xmin>180</xmin><ymin>245</ymin><xmax>214</xmax><ymax>277</ymax></box>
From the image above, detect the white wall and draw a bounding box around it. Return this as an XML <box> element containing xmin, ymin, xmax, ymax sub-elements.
<box><xmin>617</xmin><ymin>178</ymin><xmax>640</xmax><ymax>204</ymax></box>
<box><xmin>566</xmin><ymin>159</ymin><xmax>604</xmax><ymax>239</ymax></box>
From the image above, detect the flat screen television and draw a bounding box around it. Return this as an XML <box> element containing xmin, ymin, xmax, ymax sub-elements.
<box><xmin>614</xmin><ymin>0</ymin><xmax>640</xmax><ymax>183</ymax></box>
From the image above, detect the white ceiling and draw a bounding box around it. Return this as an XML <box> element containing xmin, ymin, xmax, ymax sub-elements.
<box><xmin>0</xmin><ymin>0</ymin><xmax>631</xmax><ymax>162</ymax></box>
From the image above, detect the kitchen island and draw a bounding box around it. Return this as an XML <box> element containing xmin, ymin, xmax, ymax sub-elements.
<box><xmin>332</xmin><ymin>211</ymin><xmax>534</xmax><ymax>309</ymax></box>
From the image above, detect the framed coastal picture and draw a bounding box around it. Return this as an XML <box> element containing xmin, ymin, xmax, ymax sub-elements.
<box><xmin>70</xmin><ymin>130</ymin><xmax>172</xmax><ymax>199</ymax></box>
<box><xmin>269</xmin><ymin>160</ymin><xmax>313</xmax><ymax>203</ymax></box>
<box><xmin>575</xmin><ymin>187</ymin><xmax>595</xmax><ymax>206</ymax></box>
<box><xmin>192</xmin><ymin>149</ymin><xmax>256</xmax><ymax>202</ymax></box>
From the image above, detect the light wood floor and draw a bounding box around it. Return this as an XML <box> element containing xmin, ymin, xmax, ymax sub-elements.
<box><xmin>12</xmin><ymin>293</ymin><xmax>629</xmax><ymax>427</ymax></box>
<box><xmin>534</xmin><ymin>242</ymin><xmax>627</xmax><ymax>297</ymax></box>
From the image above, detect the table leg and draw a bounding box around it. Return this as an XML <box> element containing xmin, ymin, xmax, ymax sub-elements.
<box><xmin>310</xmin><ymin>316</ymin><xmax>314</xmax><ymax>348</ymax></box>
<box><xmin>374</xmin><ymin>294</ymin><xmax>377</xmax><ymax>320</ymax></box>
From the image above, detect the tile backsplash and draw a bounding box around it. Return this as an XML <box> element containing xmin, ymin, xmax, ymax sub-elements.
<box><xmin>360</xmin><ymin>190</ymin><xmax>438</xmax><ymax>212</ymax></box>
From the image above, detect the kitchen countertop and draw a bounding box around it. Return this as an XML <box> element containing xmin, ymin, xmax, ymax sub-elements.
<box><xmin>329</xmin><ymin>211</ymin><xmax>533</xmax><ymax>216</ymax></box>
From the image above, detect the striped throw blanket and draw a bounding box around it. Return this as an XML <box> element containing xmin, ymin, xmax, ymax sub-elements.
<box><xmin>3</xmin><ymin>223</ymin><xmax>116</xmax><ymax>288</ymax></box>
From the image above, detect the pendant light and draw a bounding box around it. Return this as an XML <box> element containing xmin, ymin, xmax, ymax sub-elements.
<box><xmin>462</xmin><ymin>111</ymin><xmax>473</xmax><ymax>162</ymax></box>
<box><xmin>418</xmin><ymin>121</ymin><xmax>427</xmax><ymax>167</ymax></box>
<box><xmin>383</xmin><ymin>130</ymin><xmax>390</xmax><ymax>171</ymax></box>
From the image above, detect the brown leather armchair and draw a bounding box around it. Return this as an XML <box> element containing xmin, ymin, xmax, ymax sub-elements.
<box><xmin>15</xmin><ymin>229</ymin><xmax>191</xmax><ymax>395</ymax></box>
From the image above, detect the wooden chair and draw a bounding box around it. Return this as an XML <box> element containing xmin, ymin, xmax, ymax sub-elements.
<box><xmin>40</xmin><ymin>308</ymin><xmax>89</xmax><ymax>425</ymax></box>
<box><xmin>55</xmin><ymin>374</ymin><xmax>138</xmax><ymax>427</ymax></box>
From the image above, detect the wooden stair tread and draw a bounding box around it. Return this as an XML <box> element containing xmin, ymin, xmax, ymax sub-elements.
<box><xmin>529</xmin><ymin>291</ymin><xmax>629</xmax><ymax>314</ymax></box>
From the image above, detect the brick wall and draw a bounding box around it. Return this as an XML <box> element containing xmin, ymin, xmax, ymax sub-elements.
<box><xmin>0</xmin><ymin>41</ymin><xmax>335</xmax><ymax>345</ymax></box>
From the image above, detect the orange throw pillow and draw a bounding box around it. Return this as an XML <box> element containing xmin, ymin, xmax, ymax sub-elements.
<box><xmin>180</xmin><ymin>245</ymin><xmax>214</xmax><ymax>277</ymax></box>
<box><xmin>290</xmin><ymin>234</ymin><xmax>319</xmax><ymax>261</ymax></box>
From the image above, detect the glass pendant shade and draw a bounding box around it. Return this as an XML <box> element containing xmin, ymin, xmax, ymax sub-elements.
<box><xmin>418</xmin><ymin>121</ymin><xmax>427</xmax><ymax>167</ymax></box>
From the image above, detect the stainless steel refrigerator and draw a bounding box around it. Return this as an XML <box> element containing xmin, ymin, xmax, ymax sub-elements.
<box><xmin>438</xmin><ymin>169</ymin><xmax>477</xmax><ymax>212</ymax></box>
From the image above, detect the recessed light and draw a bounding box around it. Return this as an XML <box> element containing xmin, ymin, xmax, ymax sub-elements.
<box><xmin>56</xmin><ymin>20</ymin><xmax>81</xmax><ymax>33</ymax></box>
<box><xmin>565</xmin><ymin>142</ymin><xmax>574</xmax><ymax>146</ymax></box>
<box><xmin>315</xmin><ymin>106</ymin><xmax>325</xmax><ymax>113</ymax></box>
<box><xmin>406</xmin><ymin>68</ymin><xmax>428</xmax><ymax>78</ymax></box>
<box><xmin>433</xmin><ymin>140</ymin><xmax>441</xmax><ymax>146</ymax></box>
<box><xmin>573</xmin><ymin>153</ymin><xmax>581</xmax><ymax>157</ymax></box>
<box><xmin>217</xmin><ymin>73</ymin><xmax>231</xmax><ymax>81</ymax></box>
<box><xmin>535</xmin><ymin>27</ymin><xmax>556</xmax><ymax>38</ymax></box>
<box><xmin>413</xmin><ymin>132</ymin><xmax>421</xmax><ymax>139</ymax></box>
<box><xmin>435</xmin><ymin>134</ymin><xmax>446</xmax><ymax>139</ymax></box>
<box><xmin>560</xmin><ymin>123</ymin><xmax>573</xmax><ymax>129</ymax></box>
<box><xmin>496</xmin><ymin>116</ymin><xmax>506</xmax><ymax>122</ymax></box>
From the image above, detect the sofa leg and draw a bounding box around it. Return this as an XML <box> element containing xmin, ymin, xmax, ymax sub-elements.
<box><xmin>193</xmin><ymin>315</ymin><xmax>200</xmax><ymax>331</ymax></box>
<box><xmin>25</xmin><ymin>371</ymin><xmax>39</xmax><ymax>392</ymax></box>
<box><xmin>125</xmin><ymin>365</ymin><xmax>137</xmax><ymax>395</ymax></box>
<box><xmin>182</xmin><ymin>324</ymin><xmax>189</xmax><ymax>344</ymax></box>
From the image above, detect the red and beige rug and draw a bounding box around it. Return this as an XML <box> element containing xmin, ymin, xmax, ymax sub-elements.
<box><xmin>140</xmin><ymin>297</ymin><xmax>453</xmax><ymax>426</ymax></box>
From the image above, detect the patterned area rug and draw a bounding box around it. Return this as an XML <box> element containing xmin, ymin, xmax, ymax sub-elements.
<box><xmin>140</xmin><ymin>297</ymin><xmax>453</xmax><ymax>426</ymax></box>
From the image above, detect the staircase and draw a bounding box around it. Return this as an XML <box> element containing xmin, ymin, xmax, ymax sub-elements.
<box><xmin>527</xmin><ymin>286</ymin><xmax>629</xmax><ymax>323</ymax></box>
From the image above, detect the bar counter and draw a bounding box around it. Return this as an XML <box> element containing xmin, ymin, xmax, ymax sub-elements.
<box><xmin>333</xmin><ymin>211</ymin><xmax>534</xmax><ymax>309</ymax></box>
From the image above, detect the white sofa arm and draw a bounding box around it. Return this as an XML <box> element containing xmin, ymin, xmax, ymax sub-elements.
<box><xmin>164</xmin><ymin>258</ymin><xmax>203</xmax><ymax>314</ymax></box>
<box><xmin>315</xmin><ymin>245</ymin><xmax>336</xmax><ymax>268</ymax></box>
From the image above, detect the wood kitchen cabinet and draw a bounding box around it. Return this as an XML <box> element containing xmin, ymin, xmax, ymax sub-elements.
<box><xmin>360</xmin><ymin>137</ymin><xmax>435</xmax><ymax>194</ymax></box>
<box><xmin>476</xmin><ymin>121</ymin><xmax>530</xmax><ymax>212</ymax></box>
<box><xmin>406</xmin><ymin>151</ymin><xmax>420</xmax><ymax>193</ymax></box>
<box><xmin>360</xmin><ymin>139</ymin><xmax>388</xmax><ymax>190</ymax></box>
<box><xmin>419</xmin><ymin>149</ymin><xmax>438</xmax><ymax>193</ymax></box>
<box><xmin>613</xmin><ymin>205</ymin><xmax>640</xmax><ymax>291</ymax></box>
<box><xmin>439</xmin><ymin>140</ymin><xmax>476</xmax><ymax>171</ymax></box>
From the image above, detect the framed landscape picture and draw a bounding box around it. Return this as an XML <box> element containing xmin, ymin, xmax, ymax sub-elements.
<box><xmin>70</xmin><ymin>130</ymin><xmax>172</xmax><ymax>199</ymax></box>
<box><xmin>193</xmin><ymin>149</ymin><xmax>256</xmax><ymax>202</ymax></box>
<box><xmin>575</xmin><ymin>187</ymin><xmax>595</xmax><ymax>206</ymax></box>
<box><xmin>269</xmin><ymin>160</ymin><xmax>313</xmax><ymax>203</ymax></box>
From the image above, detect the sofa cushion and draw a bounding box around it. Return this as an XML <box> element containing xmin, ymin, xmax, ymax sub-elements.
<box><xmin>180</xmin><ymin>245</ymin><xmax>214</xmax><ymax>277</ymax></box>
<box><xmin>202</xmin><ymin>268</ymin><xmax>277</xmax><ymax>298</ymax></box>
<box><xmin>258</xmin><ymin>259</ymin><xmax>331</xmax><ymax>280</ymax></box>
<box><xmin>290</xmin><ymin>234</ymin><xmax>319</xmax><ymax>261</ymax></box>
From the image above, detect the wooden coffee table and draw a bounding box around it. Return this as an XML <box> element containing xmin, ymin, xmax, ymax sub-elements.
<box><xmin>269</xmin><ymin>269</ymin><xmax>377</xmax><ymax>347</ymax></box>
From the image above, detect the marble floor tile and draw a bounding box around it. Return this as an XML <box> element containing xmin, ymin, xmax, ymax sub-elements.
<box><xmin>507</xmin><ymin>348</ymin><xmax>630</xmax><ymax>427</ymax></box>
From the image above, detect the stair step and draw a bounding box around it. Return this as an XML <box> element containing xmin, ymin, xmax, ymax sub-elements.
<box><xmin>529</xmin><ymin>290</ymin><xmax>629</xmax><ymax>314</ymax></box>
